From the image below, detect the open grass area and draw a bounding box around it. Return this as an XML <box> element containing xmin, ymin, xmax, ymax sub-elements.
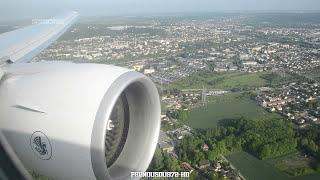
<box><xmin>267</xmin><ymin>152</ymin><xmax>319</xmax><ymax>177</ymax></box>
<box><xmin>170</xmin><ymin>71</ymin><xmax>267</xmax><ymax>90</ymax></box>
<box><xmin>227</xmin><ymin>152</ymin><xmax>320</xmax><ymax>180</ymax></box>
<box><xmin>170</xmin><ymin>71</ymin><xmax>301</xmax><ymax>90</ymax></box>
<box><xmin>183</xmin><ymin>93</ymin><xmax>280</xmax><ymax>129</ymax></box>
<box><xmin>227</xmin><ymin>152</ymin><xmax>288</xmax><ymax>180</ymax></box>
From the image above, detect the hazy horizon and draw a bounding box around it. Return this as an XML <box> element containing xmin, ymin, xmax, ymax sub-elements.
<box><xmin>0</xmin><ymin>0</ymin><xmax>320</xmax><ymax>22</ymax></box>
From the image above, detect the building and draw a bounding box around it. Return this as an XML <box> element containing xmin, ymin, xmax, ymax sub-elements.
<box><xmin>159</xmin><ymin>131</ymin><xmax>171</xmax><ymax>142</ymax></box>
<box><xmin>144</xmin><ymin>68</ymin><xmax>155</xmax><ymax>74</ymax></box>
<box><xmin>212</xmin><ymin>161</ymin><xmax>222</xmax><ymax>172</ymax></box>
<box><xmin>202</xmin><ymin>144</ymin><xmax>209</xmax><ymax>152</ymax></box>
<box><xmin>243</xmin><ymin>61</ymin><xmax>258</xmax><ymax>66</ymax></box>
<box><xmin>132</xmin><ymin>64</ymin><xmax>144</xmax><ymax>71</ymax></box>
<box><xmin>198</xmin><ymin>160</ymin><xmax>210</xmax><ymax>169</ymax></box>
<box><xmin>158</xmin><ymin>142</ymin><xmax>174</xmax><ymax>153</ymax></box>
<box><xmin>181</xmin><ymin>162</ymin><xmax>194</xmax><ymax>173</ymax></box>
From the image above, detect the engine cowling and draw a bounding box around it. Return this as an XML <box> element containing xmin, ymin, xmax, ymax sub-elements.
<box><xmin>0</xmin><ymin>62</ymin><xmax>161</xmax><ymax>180</ymax></box>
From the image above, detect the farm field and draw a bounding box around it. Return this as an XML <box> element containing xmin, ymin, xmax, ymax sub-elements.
<box><xmin>183</xmin><ymin>93</ymin><xmax>280</xmax><ymax>128</ymax></box>
<box><xmin>170</xmin><ymin>71</ymin><xmax>267</xmax><ymax>90</ymax></box>
<box><xmin>226</xmin><ymin>152</ymin><xmax>320</xmax><ymax>180</ymax></box>
<box><xmin>267</xmin><ymin>152</ymin><xmax>320</xmax><ymax>177</ymax></box>
<box><xmin>170</xmin><ymin>71</ymin><xmax>300</xmax><ymax>91</ymax></box>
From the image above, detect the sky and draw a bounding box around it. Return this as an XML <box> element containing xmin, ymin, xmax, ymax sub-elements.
<box><xmin>0</xmin><ymin>0</ymin><xmax>320</xmax><ymax>21</ymax></box>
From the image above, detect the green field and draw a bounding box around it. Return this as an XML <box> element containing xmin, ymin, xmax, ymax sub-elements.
<box><xmin>227</xmin><ymin>152</ymin><xmax>320</xmax><ymax>180</ymax></box>
<box><xmin>227</xmin><ymin>152</ymin><xmax>287</xmax><ymax>180</ymax></box>
<box><xmin>267</xmin><ymin>152</ymin><xmax>319</xmax><ymax>177</ymax></box>
<box><xmin>183</xmin><ymin>93</ymin><xmax>280</xmax><ymax>128</ymax></box>
<box><xmin>170</xmin><ymin>71</ymin><xmax>302</xmax><ymax>90</ymax></box>
<box><xmin>171</xmin><ymin>72</ymin><xmax>267</xmax><ymax>90</ymax></box>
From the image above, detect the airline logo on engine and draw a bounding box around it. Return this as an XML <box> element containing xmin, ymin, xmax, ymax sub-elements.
<box><xmin>30</xmin><ymin>131</ymin><xmax>52</xmax><ymax>160</ymax></box>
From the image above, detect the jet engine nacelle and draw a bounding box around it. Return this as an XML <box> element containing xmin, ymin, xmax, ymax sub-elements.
<box><xmin>0</xmin><ymin>62</ymin><xmax>161</xmax><ymax>180</ymax></box>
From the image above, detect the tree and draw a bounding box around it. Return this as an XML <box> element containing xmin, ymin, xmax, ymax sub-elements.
<box><xmin>207</xmin><ymin>150</ymin><xmax>219</xmax><ymax>161</ymax></box>
<box><xmin>308</xmin><ymin>140</ymin><xmax>318</xmax><ymax>153</ymax></box>
<box><xmin>301</xmin><ymin>138</ymin><xmax>309</xmax><ymax>147</ymax></box>
<box><xmin>193</xmin><ymin>151</ymin><xmax>205</xmax><ymax>164</ymax></box>
<box><xmin>148</xmin><ymin>148</ymin><xmax>164</xmax><ymax>171</ymax></box>
<box><xmin>260</xmin><ymin>145</ymin><xmax>272</xmax><ymax>159</ymax></box>
<box><xmin>218</xmin><ymin>118</ymin><xmax>297</xmax><ymax>159</ymax></box>
<box><xmin>177</xmin><ymin>110</ymin><xmax>190</xmax><ymax>121</ymax></box>
<box><xmin>163</xmin><ymin>153</ymin><xmax>181</xmax><ymax>171</ymax></box>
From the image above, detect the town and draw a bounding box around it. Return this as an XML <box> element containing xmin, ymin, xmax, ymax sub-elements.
<box><xmin>35</xmin><ymin>13</ymin><xmax>320</xmax><ymax>180</ymax></box>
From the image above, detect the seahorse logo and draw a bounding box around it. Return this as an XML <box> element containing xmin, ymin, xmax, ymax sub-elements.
<box><xmin>33</xmin><ymin>136</ymin><xmax>47</xmax><ymax>155</ymax></box>
<box><xmin>30</xmin><ymin>131</ymin><xmax>52</xmax><ymax>160</ymax></box>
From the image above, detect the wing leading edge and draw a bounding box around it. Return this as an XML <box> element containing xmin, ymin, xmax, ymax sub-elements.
<box><xmin>0</xmin><ymin>12</ymin><xmax>78</xmax><ymax>64</ymax></box>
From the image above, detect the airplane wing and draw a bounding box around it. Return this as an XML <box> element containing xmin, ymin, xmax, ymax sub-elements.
<box><xmin>0</xmin><ymin>12</ymin><xmax>78</xmax><ymax>64</ymax></box>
